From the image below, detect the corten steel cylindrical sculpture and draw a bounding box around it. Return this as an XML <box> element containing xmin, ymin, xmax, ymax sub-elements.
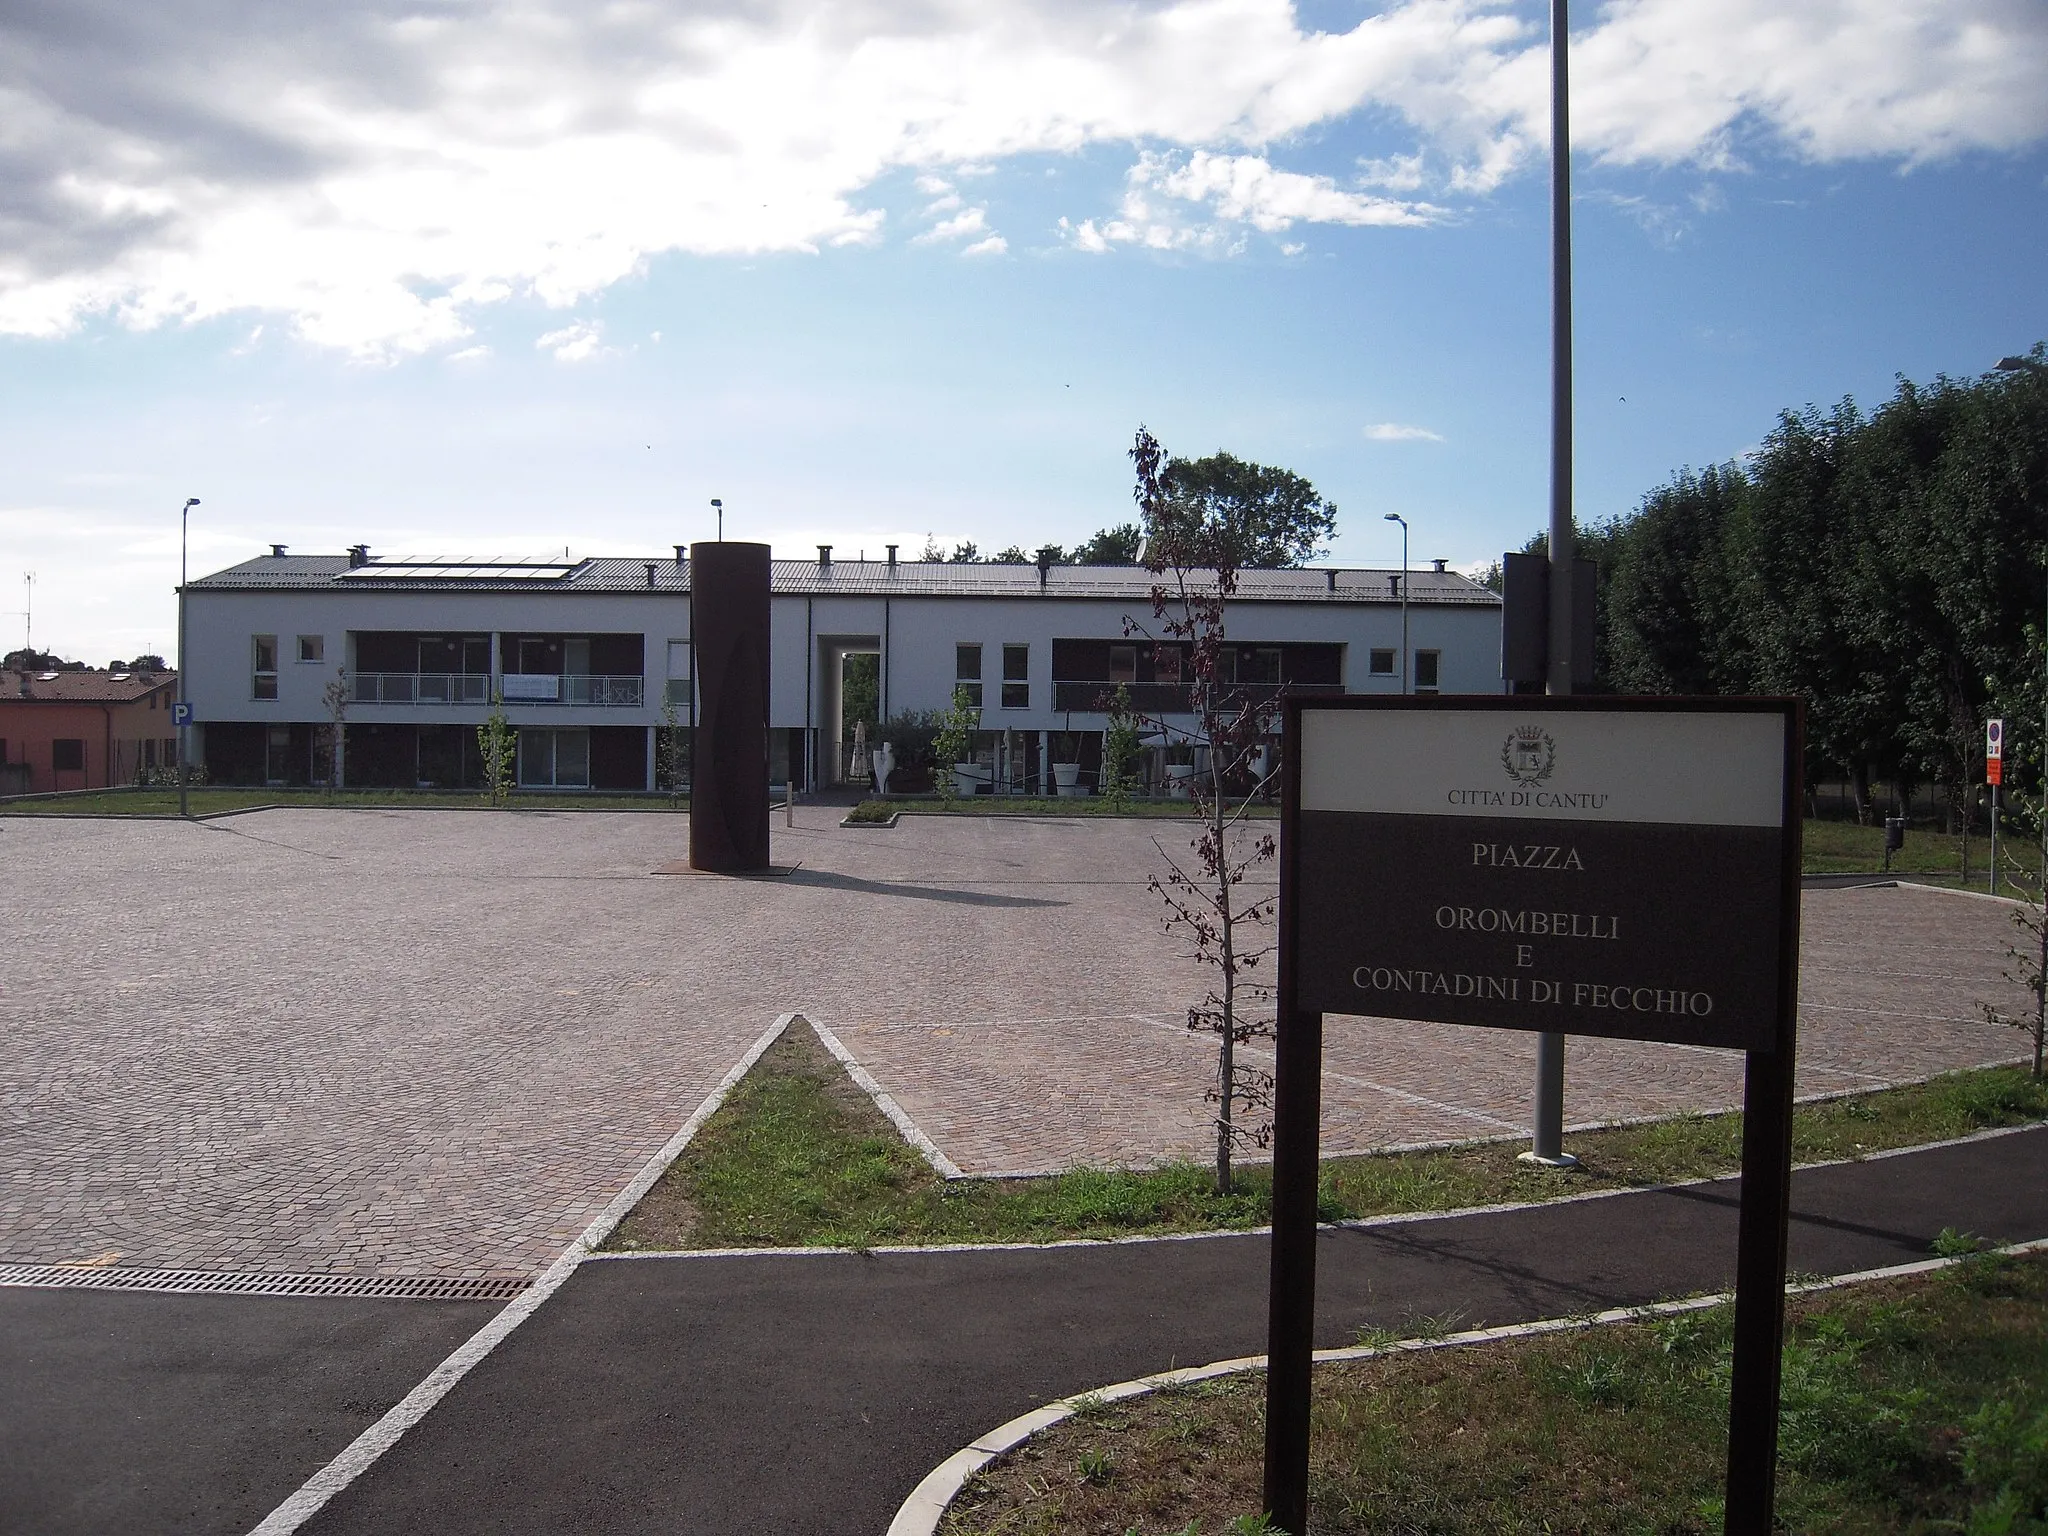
<box><xmin>689</xmin><ymin>541</ymin><xmax>773</xmax><ymax>871</ymax></box>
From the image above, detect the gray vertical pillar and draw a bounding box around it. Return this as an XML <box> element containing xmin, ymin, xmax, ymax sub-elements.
<box><xmin>689</xmin><ymin>542</ymin><xmax>772</xmax><ymax>871</ymax></box>
<box><xmin>1531</xmin><ymin>0</ymin><xmax>1576</xmax><ymax>1168</ymax></box>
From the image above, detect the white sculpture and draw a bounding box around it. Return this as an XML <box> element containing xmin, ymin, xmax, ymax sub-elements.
<box><xmin>872</xmin><ymin>741</ymin><xmax>895</xmax><ymax>795</ymax></box>
<box><xmin>849</xmin><ymin>719</ymin><xmax>869</xmax><ymax>782</ymax></box>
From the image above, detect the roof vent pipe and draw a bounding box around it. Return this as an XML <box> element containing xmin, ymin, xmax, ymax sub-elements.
<box><xmin>1035</xmin><ymin>547</ymin><xmax>1055</xmax><ymax>590</ymax></box>
<box><xmin>644</xmin><ymin>562</ymin><xmax>658</xmax><ymax>587</ymax></box>
<box><xmin>1325</xmin><ymin>569</ymin><xmax>1336</xmax><ymax>591</ymax></box>
<box><xmin>1388</xmin><ymin>574</ymin><xmax>1401</xmax><ymax>599</ymax></box>
<box><xmin>347</xmin><ymin>544</ymin><xmax>370</xmax><ymax>568</ymax></box>
<box><xmin>1432</xmin><ymin>558</ymin><xmax>1448</xmax><ymax>573</ymax></box>
<box><xmin>817</xmin><ymin>544</ymin><xmax>832</xmax><ymax>571</ymax></box>
<box><xmin>886</xmin><ymin>544</ymin><xmax>898</xmax><ymax>569</ymax></box>
<box><xmin>674</xmin><ymin>544</ymin><xmax>686</xmax><ymax>567</ymax></box>
<box><xmin>270</xmin><ymin>543</ymin><xmax>288</xmax><ymax>558</ymax></box>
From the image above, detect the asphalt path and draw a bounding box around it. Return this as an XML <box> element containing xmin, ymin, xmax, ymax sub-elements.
<box><xmin>9</xmin><ymin>1126</ymin><xmax>2044</xmax><ymax>1536</ymax></box>
<box><xmin>0</xmin><ymin>1290</ymin><xmax>486</xmax><ymax>1536</ymax></box>
<box><xmin>305</xmin><ymin>1126</ymin><xmax>2047</xmax><ymax>1536</ymax></box>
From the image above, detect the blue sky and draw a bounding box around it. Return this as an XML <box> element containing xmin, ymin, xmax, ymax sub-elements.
<box><xmin>3</xmin><ymin>0</ymin><xmax>2045</xmax><ymax>667</ymax></box>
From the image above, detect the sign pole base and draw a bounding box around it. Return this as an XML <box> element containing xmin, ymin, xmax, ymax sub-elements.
<box><xmin>1261</xmin><ymin>1007</ymin><xmax>1324</xmax><ymax>1536</ymax></box>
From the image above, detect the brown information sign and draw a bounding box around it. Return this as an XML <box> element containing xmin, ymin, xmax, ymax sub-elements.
<box><xmin>1292</xmin><ymin>698</ymin><xmax>1799</xmax><ymax>1052</ymax></box>
<box><xmin>1266</xmin><ymin>695</ymin><xmax>1805</xmax><ymax>1536</ymax></box>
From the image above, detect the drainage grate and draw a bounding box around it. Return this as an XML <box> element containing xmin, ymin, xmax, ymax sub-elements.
<box><xmin>0</xmin><ymin>1263</ymin><xmax>530</xmax><ymax>1302</ymax></box>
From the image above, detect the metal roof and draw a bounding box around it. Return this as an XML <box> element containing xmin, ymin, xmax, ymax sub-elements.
<box><xmin>188</xmin><ymin>553</ymin><xmax>1499</xmax><ymax>606</ymax></box>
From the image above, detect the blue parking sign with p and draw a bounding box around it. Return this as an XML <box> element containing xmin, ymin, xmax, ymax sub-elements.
<box><xmin>172</xmin><ymin>702</ymin><xmax>194</xmax><ymax>726</ymax></box>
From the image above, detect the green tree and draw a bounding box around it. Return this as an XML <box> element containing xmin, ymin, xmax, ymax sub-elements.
<box><xmin>930</xmin><ymin>686</ymin><xmax>980</xmax><ymax>802</ymax></box>
<box><xmin>1098</xmin><ymin>682</ymin><xmax>1141</xmax><ymax>809</ymax></box>
<box><xmin>1148</xmin><ymin>449</ymin><xmax>1336</xmax><ymax>569</ymax></box>
<box><xmin>478</xmin><ymin>695</ymin><xmax>516</xmax><ymax>807</ymax></box>
<box><xmin>1073</xmin><ymin>523</ymin><xmax>1144</xmax><ymax>564</ymax></box>
<box><xmin>656</xmin><ymin>689</ymin><xmax>689</xmax><ymax>808</ymax></box>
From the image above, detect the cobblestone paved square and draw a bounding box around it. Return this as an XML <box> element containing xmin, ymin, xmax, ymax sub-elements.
<box><xmin>2</xmin><ymin>808</ymin><xmax>2030</xmax><ymax>1277</ymax></box>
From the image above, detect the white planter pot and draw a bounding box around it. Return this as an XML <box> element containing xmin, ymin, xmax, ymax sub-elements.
<box><xmin>1165</xmin><ymin>763</ymin><xmax>1194</xmax><ymax>799</ymax></box>
<box><xmin>1052</xmin><ymin>762</ymin><xmax>1081</xmax><ymax>789</ymax></box>
<box><xmin>952</xmin><ymin>764</ymin><xmax>991</xmax><ymax>796</ymax></box>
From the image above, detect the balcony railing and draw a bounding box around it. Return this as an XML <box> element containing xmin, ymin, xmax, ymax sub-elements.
<box><xmin>502</xmin><ymin>673</ymin><xmax>644</xmax><ymax>707</ymax></box>
<box><xmin>1050</xmin><ymin>680</ymin><xmax>1344</xmax><ymax>714</ymax></box>
<box><xmin>352</xmin><ymin>672</ymin><xmax>492</xmax><ymax>705</ymax></box>
<box><xmin>349</xmin><ymin>672</ymin><xmax>645</xmax><ymax>707</ymax></box>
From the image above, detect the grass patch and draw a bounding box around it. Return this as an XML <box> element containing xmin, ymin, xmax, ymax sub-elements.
<box><xmin>940</xmin><ymin>1251</ymin><xmax>2048</xmax><ymax>1536</ymax></box>
<box><xmin>843</xmin><ymin>800</ymin><xmax>899</xmax><ymax>824</ymax></box>
<box><xmin>604</xmin><ymin>1024</ymin><xmax>2048</xmax><ymax>1252</ymax></box>
<box><xmin>0</xmin><ymin>786</ymin><xmax>688</xmax><ymax>815</ymax></box>
<box><xmin>1802</xmin><ymin>816</ymin><xmax>2042</xmax><ymax>887</ymax></box>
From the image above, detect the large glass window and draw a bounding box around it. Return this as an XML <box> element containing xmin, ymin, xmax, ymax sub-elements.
<box><xmin>252</xmin><ymin>635</ymin><xmax>278</xmax><ymax>699</ymax></box>
<box><xmin>666</xmin><ymin>640</ymin><xmax>692</xmax><ymax>706</ymax></box>
<box><xmin>1414</xmin><ymin>650</ymin><xmax>1441</xmax><ymax>691</ymax></box>
<box><xmin>1109</xmin><ymin>644</ymin><xmax>1137</xmax><ymax>683</ymax></box>
<box><xmin>1001</xmin><ymin>644</ymin><xmax>1029</xmax><ymax>709</ymax></box>
<box><xmin>954</xmin><ymin>644</ymin><xmax>983</xmax><ymax>707</ymax></box>
<box><xmin>518</xmin><ymin>727</ymin><xmax>591</xmax><ymax>787</ymax></box>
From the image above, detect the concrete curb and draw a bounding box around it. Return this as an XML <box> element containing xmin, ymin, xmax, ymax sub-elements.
<box><xmin>575</xmin><ymin>1120</ymin><xmax>2048</xmax><ymax>1264</ymax></box>
<box><xmin>241</xmin><ymin>1013</ymin><xmax>797</xmax><ymax>1536</ymax></box>
<box><xmin>884</xmin><ymin>1236</ymin><xmax>2048</xmax><ymax>1536</ymax></box>
<box><xmin>1889</xmin><ymin>878</ymin><xmax>2030</xmax><ymax>907</ymax></box>
<box><xmin>808</xmin><ymin>1018</ymin><xmax>967</xmax><ymax>1179</ymax></box>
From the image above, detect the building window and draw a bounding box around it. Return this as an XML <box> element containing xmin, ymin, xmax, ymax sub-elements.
<box><xmin>1368</xmin><ymin>648</ymin><xmax>1396</xmax><ymax>676</ymax></box>
<box><xmin>954</xmin><ymin>644</ymin><xmax>983</xmax><ymax>707</ymax></box>
<box><xmin>296</xmin><ymin>634</ymin><xmax>325</xmax><ymax>663</ymax></box>
<box><xmin>665</xmin><ymin>640</ymin><xmax>692</xmax><ymax>706</ymax></box>
<box><xmin>518</xmin><ymin>728</ymin><xmax>590</xmax><ymax>788</ymax></box>
<box><xmin>1221</xmin><ymin>647</ymin><xmax>1280</xmax><ymax>685</ymax></box>
<box><xmin>1001</xmin><ymin>644</ymin><xmax>1029</xmax><ymax>709</ymax></box>
<box><xmin>1109</xmin><ymin>644</ymin><xmax>1137</xmax><ymax>684</ymax></box>
<box><xmin>253</xmin><ymin>635</ymin><xmax>279</xmax><ymax>699</ymax></box>
<box><xmin>53</xmin><ymin>738</ymin><xmax>86</xmax><ymax>771</ymax></box>
<box><xmin>1414</xmin><ymin>650</ymin><xmax>1441</xmax><ymax>691</ymax></box>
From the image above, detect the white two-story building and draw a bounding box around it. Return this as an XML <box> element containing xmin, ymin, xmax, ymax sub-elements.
<box><xmin>182</xmin><ymin>543</ymin><xmax>1505</xmax><ymax>793</ymax></box>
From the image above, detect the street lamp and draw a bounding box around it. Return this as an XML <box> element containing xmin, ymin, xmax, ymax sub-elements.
<box><xmin>711</xmin><ymin>497</ymin><xmax>723</xmax><ymax>541</ymax></box>
<box><xmin>178</xmin><ymin>498</ymin><xmax>199</xmax><ymax>817</ymax></box>
<box><xmin>1384</xmin><ymin>512</ymin><xmax>1409</xmax><ymax>694</ymax></box>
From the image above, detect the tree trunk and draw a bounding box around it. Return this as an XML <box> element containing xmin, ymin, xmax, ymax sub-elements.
<box><xmin>1212</xmin><ymin>717</ymin><xmax>1236</xmax><ymax>1195</ymax></box>
<box><xmin>1852</xmin><ymin>763</ymin><xmax>1871</xmax><ymax>826</ymax></box>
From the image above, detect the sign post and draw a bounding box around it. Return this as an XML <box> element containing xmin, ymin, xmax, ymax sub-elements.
<box><xmin>1988</xmin><ymin>718</ymin><xmax>2004</xmax><ymax>894</ymax></box>
<box><xmin>1267</xmin><ymin>695</ymin><xmax>1803</xmax><ymax>1536</ymax></box>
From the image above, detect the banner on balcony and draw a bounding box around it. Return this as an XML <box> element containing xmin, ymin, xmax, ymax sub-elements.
<box><xmin>501</xmin><ymin>673</ymin><xmax>559</xmax><ymax>702</ymax></box>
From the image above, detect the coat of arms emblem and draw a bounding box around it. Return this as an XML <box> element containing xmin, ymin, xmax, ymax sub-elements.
<box><xmin>1501</xmin><ymin>724</ymin><xmax>1556</xmax><ymax>786</ymax></box>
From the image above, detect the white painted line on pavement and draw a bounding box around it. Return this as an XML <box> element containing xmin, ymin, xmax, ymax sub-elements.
<box><xmin>885</xmin><ymin>1235</ymin><xmax>2048</xmax><ymax>1536</ymax></box>
<box><xmin>243</xmin><ymin>1012</ymin><xmax>798</xmax><ymax>1536</ymax></box>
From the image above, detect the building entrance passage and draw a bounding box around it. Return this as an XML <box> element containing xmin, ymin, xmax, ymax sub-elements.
<box><xmin>818</xmin><ymin>637</ymin><xmax>881</xmax><ymax>785</ymax></box>
<box><xmin>1266</xmin><ymin>695</ymin><xmax>1806</xmax><ymax>1536</ymax></box>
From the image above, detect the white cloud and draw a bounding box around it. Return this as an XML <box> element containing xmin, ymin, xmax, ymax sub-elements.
<box><xmin>0</xmin><ymin>0</ymin><xmax>2038</xmax><ymax>354</ymax></box>
<box><xmin>1363</xmin><ymin>422</ymin><xmax>1445</xmax><ymax>441</ymax></box>
<box><xmin>1149</xmin><ymin>150</ymin><xmax>1443</xmax><ymax>231</ymax></box>
<box><xmin>535</xmin><ymin>321</ymin><xmax>609</xmax><ymax>362</ymax></box>
<box><xmin>960</xmin><ymin>234</ymin><xmax>1008</xmax><ymax>257</ymax></box>
<box><xmin>914</xmin><ymin>206</ymin><xmax>990</xmax><ymax>244</ymax></box>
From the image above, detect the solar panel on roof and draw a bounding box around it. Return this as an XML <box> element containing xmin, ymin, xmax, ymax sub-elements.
<box><xmin>336</xmin><ymin>562</ymin><xmax>579</xmax><ymax>581</ymax></box>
